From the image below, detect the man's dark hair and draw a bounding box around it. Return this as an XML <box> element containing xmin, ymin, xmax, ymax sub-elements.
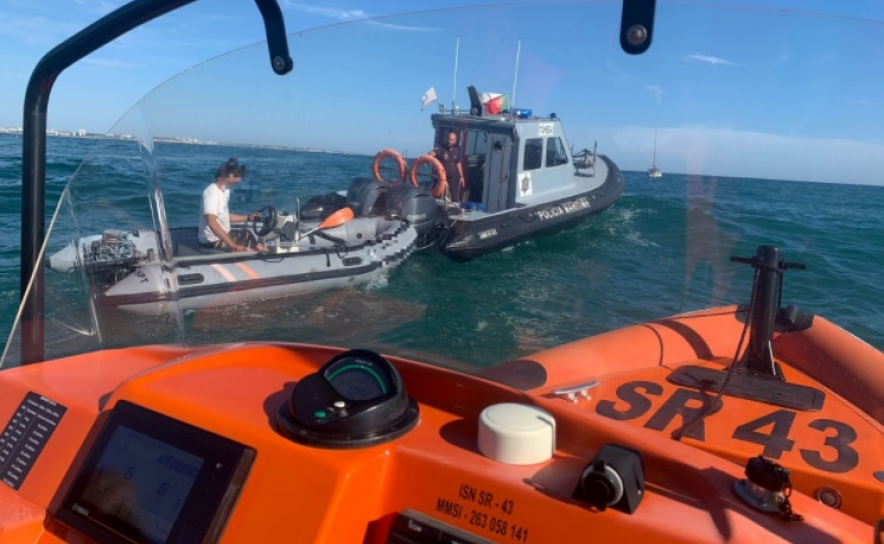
<box><xmin>215</xmin><ymin>157</ymin><xmax>247</xmax><ymax>179</ymax></box>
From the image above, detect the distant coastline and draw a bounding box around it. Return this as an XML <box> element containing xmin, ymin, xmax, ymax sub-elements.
<box><xmin>0</xmin><ymin>128</ymin><xmax>368</xmax><ymax>156</ymax></box>
<box><xmin>0</xmin><ymin>126</ymin><xmax>210</xmax><ymax>145</ymax></box>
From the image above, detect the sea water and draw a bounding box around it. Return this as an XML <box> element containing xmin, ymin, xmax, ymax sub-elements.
<box><xmin>2</xmin><ymin>133</ymin><xmax>883</xmax><ymax>368</ymax></box>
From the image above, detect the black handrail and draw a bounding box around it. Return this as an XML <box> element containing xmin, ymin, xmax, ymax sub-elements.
<box><xmin>19</xmin><ymin>0</ymin><xmax>292</xmax><ymax>364</ymax></box>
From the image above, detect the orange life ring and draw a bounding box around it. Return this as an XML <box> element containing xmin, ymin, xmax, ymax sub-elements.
<box><xmin>371</xmin><ymin>149</ymin><xmax>407</xmax><ymax>182</ymax></box>
<box><xmin>408</xmin><ymin>155</ymin><xmax>448</xmax><ymax>198</ymax></box>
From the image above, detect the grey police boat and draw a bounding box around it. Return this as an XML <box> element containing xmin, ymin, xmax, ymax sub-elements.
<box><xmin>362</xmin><ymin>86</ymin><xmax>626</xmax><ymax>262</ymax></box>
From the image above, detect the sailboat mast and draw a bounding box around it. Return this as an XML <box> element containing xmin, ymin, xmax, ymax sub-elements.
<box><xmin>648</xmin><ymin>120</ymin><xmax>662</xmax><ymax>177</ymax></box>
<box><xmin>652</xmin><ymin>120</ymin><xmax>658</xmax><ymax>166</ymax></box>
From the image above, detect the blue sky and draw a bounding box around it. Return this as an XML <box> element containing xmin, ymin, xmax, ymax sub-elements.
<box><xmin>2</xmin><ymin>0</ymin><xmax>884</xmax><ymax>182</ymax></box>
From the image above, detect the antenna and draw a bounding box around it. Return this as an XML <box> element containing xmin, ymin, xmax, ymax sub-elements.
<box><xmin>653</xmin><ymin>119</ymin><xmax>658</xmax><ymax>166</ymax></box>
<box><xmin>511</xmin><ymin>38</ymin><xmax>522</xmax><ymax>112</ymax></box>
<box><xmin>452</xmin><ymin>36</ymin><xmax>460</xmax><ymax>112</ymax></box>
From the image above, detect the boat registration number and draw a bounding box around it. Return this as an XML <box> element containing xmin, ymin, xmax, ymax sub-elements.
<box><xmin>434</xmin><ymin>484</ymin><xmax>529</xmax><ymax>542</ymax></box>
<box><xmin>595</xmin><ymin>380</ymin><xmax>862</xmax><ymax>474</ymax></box>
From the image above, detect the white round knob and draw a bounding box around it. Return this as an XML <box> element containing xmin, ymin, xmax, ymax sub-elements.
<box><xmin>478</xmin><ymin>403</ymin><xmax>555</xmax><ymax>465</ymax></box>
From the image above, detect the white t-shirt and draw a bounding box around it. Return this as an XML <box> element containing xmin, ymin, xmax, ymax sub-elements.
<box><xmin>199</xmin><ymin>182</ymin><xmax>230</xmax><ymax>243</ymax></box>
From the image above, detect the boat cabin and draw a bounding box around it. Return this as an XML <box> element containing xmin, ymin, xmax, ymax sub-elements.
<box><xmin>430</xmin><ymin>88</ymin><xmax>588</xmax><ymax>214</ymax></box>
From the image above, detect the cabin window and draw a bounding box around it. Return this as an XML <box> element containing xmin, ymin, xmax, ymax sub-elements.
<box><xmin>523</xmin><ymin>138</ymin><xmax>543</xmax><ymax>171</ymax></box>
<box><xmin>546</xmin><ymin>137</ymin><xmax>569</xmax><ymax>167</ymax></box>
<box><xmin>466</xmin><ymin>130</ymin><xmax>487</xmax><ymax>156</ymax></box>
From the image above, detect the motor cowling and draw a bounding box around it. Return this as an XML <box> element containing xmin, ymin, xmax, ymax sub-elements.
<box><xmin>384</xmin><ymin>183</ymin><xmax>444</xmax><ymax>236</ymax></box>
<box><xmin>347</xmin><ymin>177</ymin><xmax>389</xmax><ymax>216</ymax></box>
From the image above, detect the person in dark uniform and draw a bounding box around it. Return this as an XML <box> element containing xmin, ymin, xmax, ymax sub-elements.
<box><xmin>428</xmin><ymin>130</ymin><xmax>466</xmax><ymax>203</ymax></box>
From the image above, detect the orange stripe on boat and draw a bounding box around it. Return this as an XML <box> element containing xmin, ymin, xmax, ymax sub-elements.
<box><xmin>210</xmin><ymin>264</ymin><xmax>237</xmax><ymax>282</ymax></box>
<box><xmin>235</xmin><ymin>262</ymin><xmax>260</xmax><ymax>280</ymax></box>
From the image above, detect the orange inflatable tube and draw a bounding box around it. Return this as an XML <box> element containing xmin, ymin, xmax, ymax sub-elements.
<box><xmin>774</xmin><ymin>315</ymin><xmax>884</xmax><ymax>426</ymax></box>
<box><xmin>484</xmin><ymin>306</ymin><xmax>884</xmax><ymax>526</ymax></box>
<box><xmin>0</xmin><ymin>341</ymin><xmax>877</xmax><ymax>543</ymax></box>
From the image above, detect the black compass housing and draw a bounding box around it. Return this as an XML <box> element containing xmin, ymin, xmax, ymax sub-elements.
<box><xmin>277</xmin><ymin>349</ymin><xmax>419</xmax><ymax>448</ymax></box>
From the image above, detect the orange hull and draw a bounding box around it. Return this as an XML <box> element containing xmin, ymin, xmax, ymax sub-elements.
<box><xmin>0</xmin><ymin>327</ymin><xmax>880</xmax><ymax>543</ymax></box>
<box><xmin>486</xmin><ymin>305</ymin><xmax>884</xmax><ymax>526</ymax></box>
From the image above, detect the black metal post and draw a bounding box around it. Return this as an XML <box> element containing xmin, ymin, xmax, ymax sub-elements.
<box><xmin>743</xmin><ymin>245</ymin><xmax>781</xmax><ymax>374</ymax></box>
<box><xmin>20</xmin><ymin>0</ymin><xmax>292</xmax><ymax>364</ymax></box>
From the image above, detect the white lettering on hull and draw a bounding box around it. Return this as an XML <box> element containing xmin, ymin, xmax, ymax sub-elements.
<box><xmin>535</xmin><ymin>197</ymin><xmax>590</xmax><ymax>221</ymax></box>
<box><xmin>478</xmin><ymin>229</ymin><xmax>499</xmax><ymax>240</ymax></box>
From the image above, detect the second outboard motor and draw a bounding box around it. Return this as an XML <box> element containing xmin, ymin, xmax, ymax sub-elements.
<box><xmin>300</xmin><ymin>193</ymin><xmax>348</xmax><ymax>221</ymax></box>
<box><xmin>384</xmin><ymin>183</ymin><xmax>444</xmax><ymax>236</ymax></box>
<box><xmin>347</xmin><ymin>177</ymin><xmax>389</xmax><ymax>216</ymax></box>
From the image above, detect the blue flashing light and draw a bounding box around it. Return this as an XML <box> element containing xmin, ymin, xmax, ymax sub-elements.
<box><xmin>502</xmin><ymin>108</ymin><xmax>532</xmax><ymax>118</ymax></box>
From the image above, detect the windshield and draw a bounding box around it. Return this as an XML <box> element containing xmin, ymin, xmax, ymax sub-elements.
<box><xmin>2</xmin><ymin>2</ymin><xmax>883</xmax><ymax>371</ymax></box>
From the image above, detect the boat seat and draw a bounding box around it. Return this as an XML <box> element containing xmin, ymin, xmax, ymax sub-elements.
<box><xmin>572</xmin><ymin>150</ymin><xmax>593</xmax><ymax>173</ymax></box>
<box><xmin>170</xmin><ymin>227</ymin><xmax>224</xmax><ymax>256</ymax></box>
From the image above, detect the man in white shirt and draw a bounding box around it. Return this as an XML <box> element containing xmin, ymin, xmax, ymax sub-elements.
<box><xmin>198</xmin><ymin>158</ymin><xmax>262</xmax><ymax>252</ymax></box>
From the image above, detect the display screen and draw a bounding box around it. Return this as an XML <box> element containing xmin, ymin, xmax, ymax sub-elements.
<box><xmin>75</xmin><ymin>426</ymin><xmax>204</xmax><ymax>543</ymax></box>
<box><xmin>58</xmin><ymin>401</ymin><xmax>254</xmax><ymax>544</ymax></box>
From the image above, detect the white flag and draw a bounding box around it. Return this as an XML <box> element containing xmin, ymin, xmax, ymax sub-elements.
<box><xmin>421</xmin><ymin>86</ymin><xmax>437</xmax><ymax>111</ymax></box>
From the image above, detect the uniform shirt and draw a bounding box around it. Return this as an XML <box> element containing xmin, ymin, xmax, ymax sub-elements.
<box><xmin>433</xmin><ymin>145</ymin><xmax>462</xmax><ymax>182</ymax></box>
<box><xmin>198</xmin><ymin>183</ymin><xmax>230</xmax><ymax>243</ymax></box>
<box><xmin>433</xmin><ymin>145</ymin><xmax>462</xmax><ymax>200</ymax></box>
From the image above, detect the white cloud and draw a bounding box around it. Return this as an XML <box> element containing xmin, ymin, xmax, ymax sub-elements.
<box><xmin>567</xmin><ymin>124</ymin><xmax>884</xmax><ymax>184</ymax></box>
<box><xmin>843</xmin><ymin>98</ymin><xmax>877</xmax><ymax>107</ymax></box>
<box><xmin>363</xmin><ymin>20</ymin><xmax>435</xmax><ymax>32</ymax></box>
<box><xmin>0</xmin><ymin>14</ymin><xmax>82</xmax><ymax>46</ymax></box>
<box><xmin>282</xmin><ymin>2</ymin><xmax>434</xmax><ymax>31</ymax></box>
<box><xmin>82</xmin><ymin>58</ymin><xmax>146</xmax><ymax>69</ymax></box>
<box><xmin>647</xmin><ymin>85</ymin><xmax>664</xmax><ymax>104</ymax></box>
<box><xmin>197</xmin><ymin>14</ymin><xmax>242</xmax><ymax>23</ymax></box>
<box><xmin>113</xmin><ymin>29</ymin><xmax>229</xmax><ymax>50</ymax></box>
<box><xmin>73</xmin><ymin>0</ymin><xmax>124</xmax><ymax>16</ymax></box>
<box><xmin>283</xmin><ymin>2</ymin><xmax>368</xmax><ymax>21</ymax></box>
<box><xmin>684</xmin><ymin>54</ymin><xmax>739</xmax><ymax>67</ymax></box>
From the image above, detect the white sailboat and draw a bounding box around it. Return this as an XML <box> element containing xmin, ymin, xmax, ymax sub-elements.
<box><xmin>648</xmin><ymin>121</ymin><xmax>662</xmax><ymax>178</ymax></box>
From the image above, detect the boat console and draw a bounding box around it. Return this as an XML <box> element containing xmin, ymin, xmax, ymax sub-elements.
<box><xmin>5</xmin><ymin>0</ymin><xmax>884</xmax><ymax>542</ymax></box>
<box><xmin>0</xmin><ymin>339</ymin><xmax>877</xmax><ymax>543</ymax></box>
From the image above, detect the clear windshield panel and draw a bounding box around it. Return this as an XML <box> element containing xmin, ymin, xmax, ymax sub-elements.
<box><xmin>2</xmin><ymin>2</ymin><xmax>883</xmax><ymax>370</ymax></box>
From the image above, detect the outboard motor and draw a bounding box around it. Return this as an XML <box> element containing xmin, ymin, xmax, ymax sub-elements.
<box><xmin>347</xmin><ymin>177</ymin><xmax>389</xmax><ymax>216</ymax></box>
<box><xmin>300</xmin><ymin>192</ymin><xmax>348</xmax><ymax>221</ymax></box>
<box><xmin>384</xmin><ymin>183</ymin><xmax>445</xmax><ymax>236</ymax></box>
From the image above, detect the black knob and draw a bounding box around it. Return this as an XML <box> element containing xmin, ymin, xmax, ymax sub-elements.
<box><xmin>579</xmin><ymin>460</ymin><xmax>624</xmax><ymax>511</ymax></box>
<box><xmin>573</xmin><ymin>444</ymin><xmax>645</xmax><ymax>514</ymax></box>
